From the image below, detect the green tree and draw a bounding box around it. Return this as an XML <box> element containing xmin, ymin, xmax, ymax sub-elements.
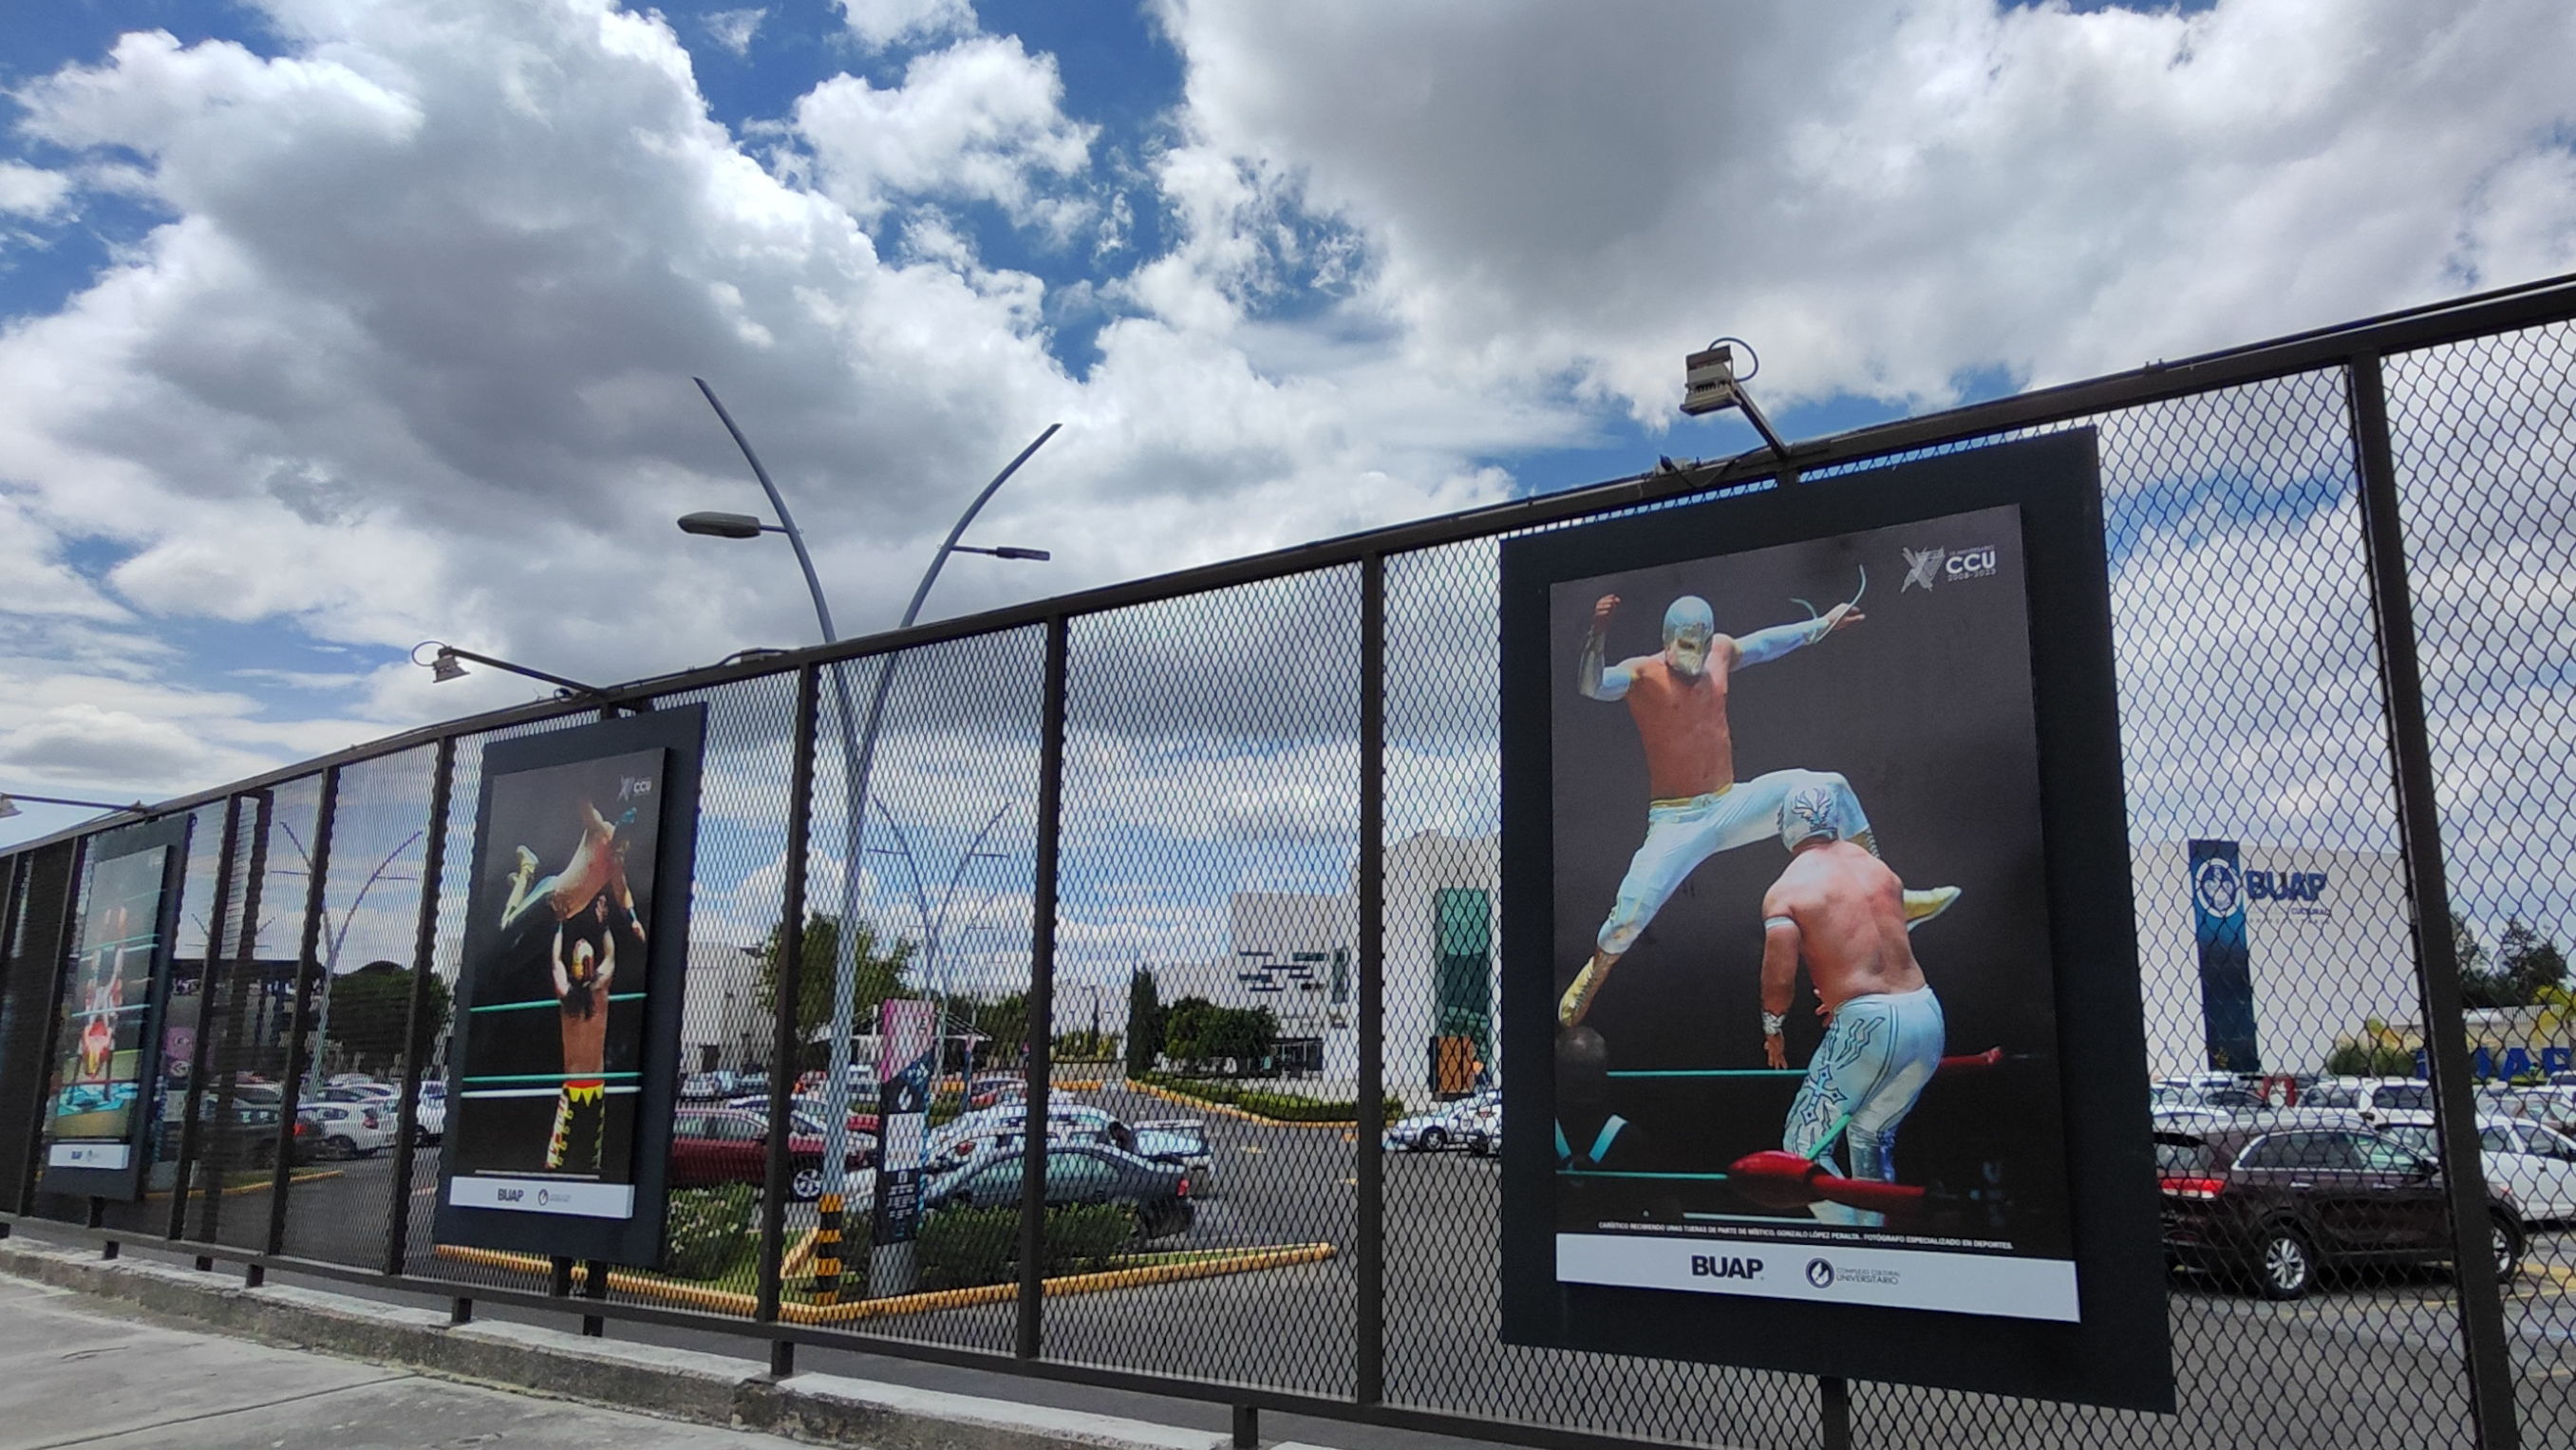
<box><xmin>2455</xmin><ymin>913</ymin><xmax>2520</xmax><ymax>1008</ymax></box>
<box><xmin>1124</xmin><ymin>968</ymin><xmax>1164</xmax><ymax>1076</ymax></box>
<box><xmin>2498</xmin><ymin>917</ymin><xmax>2568</xmax><ymax>1002</ymax></box>
<box><xmin>1159</xmin><ymin>998</ymin><xmax>1277</xmax><ymax>1073</ymax></box>
<box><xmin>756</xmin><ymin>913</ymin><xmax>916</xmax><ymax>1065</ymax></box>
<box><xmin>324</xmin><ymin>961</ymin><xmax>449</xmax><ymax>1074</ymax></box>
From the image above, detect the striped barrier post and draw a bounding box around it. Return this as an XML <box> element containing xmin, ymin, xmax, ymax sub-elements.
<box><xmin>812</xmin><ymin>1192</ymin><xmax>844</xmax><ymax>1306</ymax></box>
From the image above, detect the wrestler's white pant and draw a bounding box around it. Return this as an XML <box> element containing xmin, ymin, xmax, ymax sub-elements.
<box><xmin>1592</xmin><ymin>769</ymin><xmax>1870</xmax><ymax>957</ymax></box>
<box><xmin>1784</xmin><ymin>986</ymin><xmax>1945</xmax><ymax>1227</ymax></box>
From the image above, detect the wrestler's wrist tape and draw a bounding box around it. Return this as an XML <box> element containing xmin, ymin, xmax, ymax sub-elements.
<box><xmin>1761</xmin><ymin>1011</ymin><xmax>1785</xmax><ymax>1038</ymax></box>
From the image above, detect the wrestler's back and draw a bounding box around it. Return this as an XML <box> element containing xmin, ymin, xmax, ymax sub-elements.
<box><xmin>1623</xmin><ymin>657</ymin><xmax>1735</xmax><ymax>798</ymax></box>
<box><xmin>1777</xmin><ymin>843</ymin><xmax>1926</xmax><ymax>1010</ymax></box>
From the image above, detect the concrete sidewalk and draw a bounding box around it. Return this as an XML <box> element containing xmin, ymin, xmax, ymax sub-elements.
<box><xmin>0</xmin><ymin>1241</ymin><xmax>1299</xmax><ymax>1450</ymax></box>
<box><xmin>0</xmin><ymin>1273</ymin><xmax>808</xmax><ymax>1449</ymax></box>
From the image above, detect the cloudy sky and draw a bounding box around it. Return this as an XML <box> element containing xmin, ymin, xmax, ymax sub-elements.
<box><xmin>3</xmin><ymin>0</ymin><xmax>2572</xmax><ymax>863</ymax></box>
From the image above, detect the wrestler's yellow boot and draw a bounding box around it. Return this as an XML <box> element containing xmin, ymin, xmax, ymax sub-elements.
<box><xmin>1903</xmin><ymin>887</ymin><xmax>1961</xmax><ymax>932</ymax></box>
<box><xmin>1559</xmin><ymin>954</ymin><xmax>1613</xmax><ymax>1026</ymax></box>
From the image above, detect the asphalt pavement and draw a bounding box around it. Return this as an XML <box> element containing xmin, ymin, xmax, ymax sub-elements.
<box><xmin>47</xmin><ymin>1082</ymin><xmax>2576</xmax><ymax>1450</ymax></box>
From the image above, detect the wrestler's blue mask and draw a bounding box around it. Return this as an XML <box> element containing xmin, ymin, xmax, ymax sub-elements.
<box><xmin>1779</xmin><ymin>784</ymin><xmax>1844</xmax><ymax>852</ymax></box>
<box><xmin>1664</xmin><ymin>595</ymin><xmax>1715</xmax><ymax>677</ymax></box>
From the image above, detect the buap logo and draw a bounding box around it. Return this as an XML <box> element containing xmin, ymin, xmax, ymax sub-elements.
<box><xmin>2193</xmin><ymin>857</ymin><xmax>2244</xmax><ymax>919</ymax></box>
<box><xmin>1901</xmin><ymin>547</ymin><xmax>1946</xmax><ymax>593</ymax></box>
<box><xmin>1805</xmin><ymin>1258</ymin><xmax>1835</xmax><ymax>1289</ymax></box>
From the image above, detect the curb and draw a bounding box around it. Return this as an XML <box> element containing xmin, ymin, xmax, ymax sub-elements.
<box><xmin>0</xmin><ymin>1234</ymin><xmax>1241</xmax><ymax>1450</ymax></box>
<box><xmin>430</xmin><ymin>1239</ymin><xmax>1339</xmax><ymax>1323</ymax></box>
<box><xmin>143</xmin><ymin>1168</ymin><xmax>346</xmax><ymax>1201</ymax></box>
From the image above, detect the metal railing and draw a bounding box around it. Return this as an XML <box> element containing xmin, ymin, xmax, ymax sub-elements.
<box><xmin>7</xmin><ymin>270</ymin><xmax>2576</xmax><ymax>1450</ymax></box>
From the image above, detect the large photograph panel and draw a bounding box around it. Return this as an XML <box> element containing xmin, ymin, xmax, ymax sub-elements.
<box><xmin>444</xmin><ymin>747</ymin><xmax>666</xmax><ymax>1217</ymax></box>
<box><xmin>1548</xmin><ymin>504</ymin><xmax>2076</xmax><ymax>1317</ymax></box>
<box><xmin>40</xmin><ymin>814</ymin><xmax>191</xmax><ymax>1200</ymax></box>
<box><xmin>1499</xmin><ymin>433</ymin><xmax>2172</xmax><ymax>1411</ymax></box>
<box><xmin>435</xmin><ymin>706</ymin><xmax>705</xmax><ymax>1262</ymax></box>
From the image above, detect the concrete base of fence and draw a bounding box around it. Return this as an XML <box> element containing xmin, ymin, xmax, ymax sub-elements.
<box><xmin>0</xmin><ymin>1233</ymin><xmax>1242</xmax><ymax>1450</ymax></box>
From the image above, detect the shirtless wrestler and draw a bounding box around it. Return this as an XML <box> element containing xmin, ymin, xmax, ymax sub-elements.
<box><xmin>1557</xmin><ymin>592</ymin><xmax>1956</xmax><ymax>1026</ymax></box>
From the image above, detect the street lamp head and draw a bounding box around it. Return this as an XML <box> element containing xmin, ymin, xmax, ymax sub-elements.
<box><xmin>431</xmin><ymin>650</ymin><xmax>468</xmax><ymax>684</ymax></box>
<box><xmin>1681</xmin><ymin>338</ymin><xmax>1757</xmax><ymax>418</ymax></box>
<box><xmin>991</xmin><ymin>545</ymin><xmax>1050</xmax><ymax>561</ymax></box>
<box><xmin>0</xmin><ymin>795</ymin><xmax>18</xmax><ymax>819</ymax></box>
<box><xmin>678</xmin><ymin>510</ymin><xmax>768</xmax><ymax>540</ymax></box>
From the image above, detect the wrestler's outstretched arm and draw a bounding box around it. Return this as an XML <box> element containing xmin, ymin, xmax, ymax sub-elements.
<box><xmin>1731</xmin><ymin>601</ymin><xmax>1863</xmax><ymax>668</ymax></box>
<box><xmin>594</xmin><ymin>934</ymin><xmax>615</xmax><ymax>994</ymax></box>
<box><xmin>1578</xmin><ymin>594</ymin><xmax>1653</xmax><ymax>700</ymax></box>
<box><xmin>1760</xmin><ymin>897</ymin><xmax>1800</xmax><ymax>1070</ymax></box>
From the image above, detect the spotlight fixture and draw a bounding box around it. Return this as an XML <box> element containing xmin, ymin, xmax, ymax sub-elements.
<box><xmin>410</xmin><ymin>641</ymin><xmax>605</xmax><ymax>699</ymax></box>
<box><xmin>1680</xmin><ymin>336</ymin><xmax>1794</xmax><ymax>467</ymax></box>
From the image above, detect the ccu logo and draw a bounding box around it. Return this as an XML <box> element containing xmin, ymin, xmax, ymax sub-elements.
<box><xmin>2192</xmin><ymin>857</ymin><xmax>2244</xmax><ymax>919</ymax></box>
<box><xmin>1901</xmin><ymin>545</ymin><xmax>2000</xmax><ymax>592</ymax></box>
<box><xmin>1806</xmin><ymin>1258</ymin><xmax>1835</xmax><ymax>1289</ymax></box>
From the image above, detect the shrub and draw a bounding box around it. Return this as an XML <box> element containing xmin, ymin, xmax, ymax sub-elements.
<box><xmin>1137</xmin><ymin>1071</ymin><xmax>1401</xmax><ymax>1124</ymax></box>
<box><xmin>2322</xmin><ymin>1040</ymin><xmax>2419</xmax><ymax>1079</ymax></box>
<box><xmin>663</xmin><ymin>1183</ymin><xmax>757</xmax><ymax>1281</ymax></box>
<box><xmin>916</xmin><ymin>1203</ymin><xmax>1138</xmax><ymax>1290</ymax></box>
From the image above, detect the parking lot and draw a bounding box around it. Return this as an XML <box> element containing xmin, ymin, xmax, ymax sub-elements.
<box><xmin>100</xmin><ymin>1078</ymin><xmax>2576</xmax><ymax>1449</ymax></box>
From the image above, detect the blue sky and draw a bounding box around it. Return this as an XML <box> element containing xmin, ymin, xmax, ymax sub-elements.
<box><xmin>2</xmin><ymin>0</ymin><xmax>2573</xmax><ymax>913</ymax></box>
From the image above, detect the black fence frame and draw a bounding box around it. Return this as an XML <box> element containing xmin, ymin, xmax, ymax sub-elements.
<box><xmin>9</xmin><ymin>269</ymin><xmax>2576</xmax><ymax>1450</ymax></box>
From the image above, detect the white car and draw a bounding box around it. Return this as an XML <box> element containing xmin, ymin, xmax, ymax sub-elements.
<box><xmin>2377</xmin><ymin>1111</ymin><xmax>2576</xmax><ymax>1225</ymax></box>
<box><xmin>412</xmin><ymin>1083</ymin><xmax>447</xmax><ymax>1144</ymax></box>
<box><xmin>1383</xmin><ymin>1091</ymin><xmax>1500</xmax><ymax>1154</ymax></box>
<box><xmin>2298</xmin><ymin>1077</ymin><xmax>2435</xmax><ymax>1123</ymax></box>
<box><xmin>298</xmin><ymin>1101</ymin><xmax>394</xmax><ymax>1158</ymax></box>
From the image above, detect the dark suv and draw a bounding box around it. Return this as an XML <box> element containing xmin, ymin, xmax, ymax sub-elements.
<box><xmin>2157</xmin><ymin>1119</ymin><xmax>2524</xmax><ymax>1299</ymax></box>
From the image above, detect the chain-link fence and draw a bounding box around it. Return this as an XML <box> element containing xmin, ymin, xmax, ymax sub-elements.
<box><xmin>4</xmin><ymin>276</ymin><xmax>2575</xmax><ymax>1450</ymax></box>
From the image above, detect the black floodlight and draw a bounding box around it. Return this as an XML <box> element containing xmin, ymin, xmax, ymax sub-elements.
<box><xmin>951</xmin><ymin>544</ymin><xmax>1051</xmax><ymax>560</ymax></box>
<box><xmin>1679</xmin><ymin>335</ymin><xmax>1794</xmax><ymax>463</ymax></box>
<box><xmin>678</xmin><ymin>510</ymin><xmax>767</xmax><ymax>539</ymax></box>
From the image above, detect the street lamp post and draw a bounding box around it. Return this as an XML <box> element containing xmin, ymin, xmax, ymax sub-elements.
<box><xmin>866</xmin><ymin>803</ymin><xmax>1014</xmax><ymax>1104</ymax></box>
<box><xmin>686</xmin><ymin>378</ymin><xmax>1059</xmax><ymax>1295</ymax></box>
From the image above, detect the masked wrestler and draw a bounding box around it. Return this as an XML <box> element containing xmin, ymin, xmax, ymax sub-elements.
<box><xmin>544</xmin><ymin>913</ymin><xmax>616</xmax><ymax>1172</ymax></box>
<box><xmin>74</xmin><ymin>910</ymin><xmax>129</xmax><ymax>1081</ymax></box>
<box><xmin>501</xmin><ymin>800</ymin><xmax>643</xmax><ymax>948</ymax></box>
<box><xmin>1763</xmin><ymin>784</ymin><xmax>1946</xmax><ymax>1227</ymax></box>
<box><xmin>1558</xmin><ymin>592</ymin><xmax>1957</xmax><ymax>1026</ymax></box>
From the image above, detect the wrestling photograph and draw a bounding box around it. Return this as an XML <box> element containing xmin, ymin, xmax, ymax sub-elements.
<box><xmin>443</xmin><ymin>745</ymin><xmax>666</xmax><ymax>1201</ymax></box>
<box><xmin>1541</xmin><ymin>502</ymin><xmax>2079</xmax><ymax>1317</ymax></box>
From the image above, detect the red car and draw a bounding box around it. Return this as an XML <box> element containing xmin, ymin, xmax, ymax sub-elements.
<box><xmin>668</xmin><ymin>1107</ymin><xmax>874</xmax><ymax>1202</ymax></box>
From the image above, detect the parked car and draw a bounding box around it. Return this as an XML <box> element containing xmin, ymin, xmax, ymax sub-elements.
<box><xmin>966</xmin><ymin>1073</ymin><xmax>1025</xmax><ymax>1109</ymax></box>
<box><xmin>2155</xmin><ymin>1118</ymin><xmax>2523</xmax><ymax>1300</ymax></box>
<box><xmin>412</xmin><ymin>1082</ymin><xmax>447</xmax><ymax>1144</ymax></box>
<box><xmin>155</xmin><ymin>1097</ymin><xmax>286</xmax><ymax>1170</ymax></box>
<box><xmin>296</xmin><ymin>1101</ymin><xmax>394</xmax><ymax>1158</ymax></box>
<box><xmin>668</xmin><ymin>1106</ymin><xmax>874</xmax><ymax>1202</ymax></box>
<box><xmin>2376</xmin><ymin>1111</ymin><xmax>2576</xmax><ymax>1226</ymax></box>
<box><xmin>1131</xmin><ymin>1119</ymin><xmax>1215</xmax><ymax>1194</ymax></box>
<box><xmin>922</xmin><ymin>1140</ymin><xmax>1194</xmax><ymax>1240</ymax></box>
<box><xmin>2300</xmin><ymin>1077</ymin><xmax>2435</xmax><ymax>1123</ymax></box>
<box><xmin>927</xmin><ymin>1104</ymin><xmax>1133</xmax><ymax>1169</ymax></box>
<box><xmin>2478</xmin><ymin>1084</ymin><xmax>2576</xmax><ymax>1136</ymax></box>
<box><xmin>679</xmin><ymin>1073</ymin><xmax>731</xmax><ymax>1100</ymax></box>
<box><xmin>1384</xmin><ymin>1091</ymin><xmax>1500</xmax><ymax>1154</ymax></box>
<box><xmin>2151</xmin><ymin>1080</ymin><xmax>2263</xmax><ymax>1113</ymax></box>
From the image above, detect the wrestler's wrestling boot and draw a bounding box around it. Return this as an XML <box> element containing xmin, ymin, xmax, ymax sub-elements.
<box><xmin>1559</xmin><ymin>952</ymin><xmax>1614</xmax><ymax>1026</ymax></box>
<box><xmin>1902</xmin><ymin>887</ymin><xmax>1961</xmax><ymax>931</ymax></box>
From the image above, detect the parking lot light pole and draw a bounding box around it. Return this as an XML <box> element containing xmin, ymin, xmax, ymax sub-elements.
<box><xmin>685</xmin><ymin>380</ymin><xmax>1060</xmax><ymax>1258</ymax></box>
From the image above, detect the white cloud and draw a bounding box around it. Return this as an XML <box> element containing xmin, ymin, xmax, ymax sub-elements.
<box><xmin>705</xmin><ymin>7</ymin><xmax>765</xmax><ymax>57</ymax></box>
<box><xmin>837</xmin><ymin>0</ymin><xmax>976</xmax><ymax>52</ymax></box>
<box><xmin>793</xmin><ymin>35</ymin><xmax>1096</xmax><ymax>234</ymax></box>
<box><xmin>1152</xmin><ymin>0</ymin><xmax>2576</xmax><ymax>417</ymax></box>
<box><xmin>0</xmin><ymin>161</ymin><xmax>73</xmax><ymax>219</ymax></box>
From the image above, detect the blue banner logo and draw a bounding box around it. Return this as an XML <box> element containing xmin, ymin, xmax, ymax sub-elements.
<box><xmin>2188</xmin><ymin>839</ymin><xmax>2261</xmax><ymax>1073</ymax></box>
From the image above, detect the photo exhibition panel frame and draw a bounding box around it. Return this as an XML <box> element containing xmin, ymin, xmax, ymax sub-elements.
<box><xmin>1497</xmin><ymin>432</ymin><xmax>2173</xmax><ymax>1411</ymax></box>
<box><xmin>434</xmin><ymin>705</ymin><xmax>705</xmax><ymax>1264</ymax></box>
<box><xmin>41</xmin><ymin>813</ymin><xmax>192</xmax><ymax>1201</ymax></box>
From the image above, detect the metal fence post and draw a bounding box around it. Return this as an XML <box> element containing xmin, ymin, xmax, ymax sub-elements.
<box><xmin>2347</xmin><ymin>350</ymin><xmax>2521</xmax><ymax>1450</ymax></box>
<box><xmin>166</xmin><ymin>797</ymin><xmax>245</xmax><ymax>1241</ymax></box>
<box><xmin>760</xmin><ymin>664</ymin><xmax>822</xmax><ymax>1378</ymax></box>
<box><xmin>1355</xmin><ymin>554</ymin><xmax>1386</xmax><ymax>1406</ymax></box>
<box><xmin>14</xmin><ymin>839</ymin><xmax>90</xmax><ymax>1215</ymax></box>
<box><xmin>256</xmin><ymin>767</ymin><xmax>340</xmax><ymax>1283</ymax></box>
<box><xmin>385</xmin><ymin>739</ymin><xmax>456</xmax><ymax>1275</ymax></box>
<box><xmin>200</xmin><ymin>792</ymin><xmax>272</xmax><ymax>1244</ymax></box>
<box><xmin>1017</xmin><ymin>613</ymin><xmax>1070</xmax><ymax>1361</ymax></box>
